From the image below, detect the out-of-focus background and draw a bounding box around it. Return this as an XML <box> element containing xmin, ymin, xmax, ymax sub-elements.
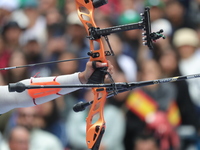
<box><xmin>0</xmin><ymin>0</ymin><xmax>200</xmax><ymax>150</ymax></box>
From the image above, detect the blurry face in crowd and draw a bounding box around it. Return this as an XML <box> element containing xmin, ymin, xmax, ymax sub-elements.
<box><xmin>159</xmin><ymin>50</ymin><xmax>177</xmax><ymax>76</ymax></box>
<box><xmin>23</xmin><ymin>40</ymin><xmax>41</xmax><ymax>61</ymax></box>
<box><xmin>46</xmin><ymin>37</ymin><xmax>66</xmax><ymax>54</ymax></box>
<box><xmin>134</xmin><ymin>139</ymin><xmax>159</xmax><ymax>150</ymax></box>
<box><xmin>39</xmin><ymin>0</ymin><xmax>57</xmax><ymax>14</ymax></box>
<box><xmin>46</xmin><ymin>8</ymin><xmax>62</xmax><ymax>25</ymax></box>
<box><xmin>177</xmin><ymin>45</ymin><xmax>196</xmax><ymax>59</ymax></box>
<box><xmin>57</xmin><ymin>52</ymin><xmax>78</xmax><ymax>74</ymax></box>
<box><xmin>9</xmin><ymin>51</ymin><xmax>27</xmax><ymax>77</ymax></box>
<box><xmin>4</xmin><ymin>27</ymin><xmax>21</xmax><ymax>43</ymax></box>
<box><xmin>16</xmin><ymin>107</ymin><xmax>40</xmax><ymax>130</ymax></box>
<box><xmin>119</xmin><ymin>0</ymin><xmax>134</xmax><ymax>12</ymax></box>
<box><xmin>140</xmin><ymin>60</ymin><xmax>161</xmax><ymax>81</ymax></box>
<box><xmin>150</xmin><ymin>6</ymin><xmax>164</xmax><ymax>22</ymax></box>
<box><xmin>25</xmin><ymin>40</ymin><xmax>40</xmax><ymax>54</ymax></box>
<box><xmin>0</xmin><ymin>8</ymin><xmax>11</xmax><ymax>24</ymax></box>
<box><xmin>139</xmin><ymin>60</ymin><xmax>161</xmax><ymax>90</ymax></box>
<box><xmin>8</xmin><ymin>126</ymin><xmax>30</xmax><ymax>150</ymax></box>
<box><xmin>69</xmin><ymin>25</ymin><xmax>86</xmax><ymax>38</ymax></box>
<box><xmin>165</xmin><ymin>1</ymin><xmax>184</xmax><ymax>24</ymax></box>
<box><xmin>35</xmin><ymin>101</ymin><xmax>53</xmax><ymax>117</ymax></box>
<box><xmin>64</xmin><ymin>0</ymin><xmax>76</xmax><ymax>15</ymax></box>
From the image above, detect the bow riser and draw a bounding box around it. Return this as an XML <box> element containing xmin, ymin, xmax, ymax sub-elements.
<box><xmin>75</xmin><ymin>0</ymin><xmax>108</xmax><ymax>149</ymax></box>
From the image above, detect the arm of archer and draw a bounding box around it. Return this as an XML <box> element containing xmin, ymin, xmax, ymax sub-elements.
<box><xmin>0</xmin><ymin>73</ymin><xmax>81</xmax><ymax>114</ymax></box>
<box><xmin>1</xmin><ymin>61</ymin><xmax>112</xmax><ymax>114</ymax></box>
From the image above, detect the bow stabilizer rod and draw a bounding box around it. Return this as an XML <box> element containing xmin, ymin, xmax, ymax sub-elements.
<box><xmin>9</xmin><ymin>72</ymin><xmax>200</xmax><ymax>97</ymax></box>
<box><xmin>87</xmin><ymin>7</ymin><xmax>165</xmax><ymax>50</ymax></box>
<box><xmin>8</xmin><ymin>82</ymin><xmax>119</xmax><ymax>93</ymax></box>
<box><xmin>72</xmin><ymin>73</ymin><xmax>200</xmax><ymax>111</ymax></box>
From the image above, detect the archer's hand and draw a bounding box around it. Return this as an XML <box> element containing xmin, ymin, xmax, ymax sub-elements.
<box><xmin>79</xmin><ymin>60</ymin><xmax>114</xmax><ymax>84</ymax></box>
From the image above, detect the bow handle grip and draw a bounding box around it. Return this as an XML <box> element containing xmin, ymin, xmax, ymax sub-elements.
<box><xmin>87</xmin><ymin>61</ymin><xmax>107</xmax><ymax>84</ymax></box>
<box><xmin>87</xmin><ymin>67</ymin><xmax>107</xmax><ymax>84</ymax></box>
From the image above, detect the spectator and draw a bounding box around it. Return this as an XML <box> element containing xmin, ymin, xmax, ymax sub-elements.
<box><xmin>44</xmin><ymin>36</ymin><xmax>67</xmax><ymax>73</ymax></box>
<box><xmin>56</xmin><ymin>51</ymin><xmax>79</xmax><ymax>75</ymax></box>
<box><xmin>65</xmin><ymin>11</ymin><xmax>88</xmax><ymax>56</ymax></box>
<box><xmin>144</xmin><ymin>0</ymin><xmax>165</xmax><ymax>22</ymax></box>
<box><xmin>117</xmin><ymin>9</ymin><xmax>141</xmax><ymax>60</ymax></box>
<box><xmin>158</xmin><ymin>49</ymin><xmax>178</xmax><ymax>78</ymax></box>
<box><xmin>2</xmin><ymin>106</ymin><xmax>64</xmax><ymax>150</ymax></box>
<box><xmin>45</xmin><ymin>8</ymin><xmax>65</xmax><ymax>38</ymax></box>
<box><xmin>19</xmin><ymin>0</ymin><xmax>47</xmax><ymax>46</ymax></box>
<box><xmin>164</xmin><ymin>1</ymin><xmax>189</xmax><ymax>33</ymax></box>
<box><xmin>65</xmin><ymin>11</ymin><xmax>91</xmax><ymax>71</ymax></box>
<box><xmin>22</xmin><ymin>36</ymin><xmax>50</xmax><ymax>77</ymax></box>
<box><xmin>64</xmin><ymin>0</ymin><xmax>76</xmax><ymax>16</ymax></box>
<box><xmin>38</xmin><ymin>0</ymin><xmax>58</xmax><ymax>15</ymax></box>
<box><xmin>6</xmin><ymin>50</ymin><xmax>28</xmax><ymax>84</ymax></box>
<box><xmin>35</xmin><ymin>101</ymin><xmax>68</xmax><ymax>147</ymax></box>
<box><xmin>0</xmin><ymin>126</ymin><xmax>30</xmax><ymax>150</ymax></box>
<box><xmin>173</xmin><ymin>28</ymin><xmax>200</xmax><ymax>111</ymax></box>
<box><xmin>133</xmin><ymin>134</ymin><xmax>159</xmax><ymax>150</ymax></box>
<box><xmin>0</xmin><ymin>0</ymin><xmax>19</xmax><ymax>27</ymax></box>
<box><xmin>172</xmin><ymin>28</ymin><xmax>200</xmax><ymax>149</ymax></box>
<box><xmin>8</xmin><ymin>126</ymin><xmax>30</xmax><ymax>150</ymax></box>
<box><xmin>124</xmin><ymin>59</ymin><xmax>180</xmax><ymax>150</ymax></box>
<box><xmin>1</xmin><ymin>0</ymin><xmax>200</xmax><ymax>149</ymax></box>
<box><xmin>1</xmin><ymin>21</ymin><xmax>22</xmax><ymax>51</ymax></box>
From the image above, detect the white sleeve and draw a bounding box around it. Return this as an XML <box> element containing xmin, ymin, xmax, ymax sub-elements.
<box><xmin>0</xmin><ymin>72</ymin><xmax>81</xmax><ymax>114</ymax></box>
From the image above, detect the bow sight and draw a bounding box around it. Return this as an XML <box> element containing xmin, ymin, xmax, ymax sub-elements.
<box><xmin>87</xmin><ymin>7</ymin><xmax>165</xmax><ymax>52</ymax></box>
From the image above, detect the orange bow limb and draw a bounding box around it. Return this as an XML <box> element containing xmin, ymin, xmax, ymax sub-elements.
<box><xmin>86</xmin><ymin>88</ymin><xmax>107</xmax><ymax>149</ymax></box>
<box><xmin>76</xmin><ymin>0</ymin><xmax>107</xmax><ymax>64</ymax></box>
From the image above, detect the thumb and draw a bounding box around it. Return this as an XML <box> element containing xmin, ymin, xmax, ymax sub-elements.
<box><xmin>95</xmin><ymin>62</ymin><xmax>107</xmax><ymax>68</ymax></box>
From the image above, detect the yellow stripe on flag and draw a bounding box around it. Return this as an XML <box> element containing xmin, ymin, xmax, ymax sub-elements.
<box><xmin>167</xmin><ymin>101</ymin><xmax>181</xmax><ymax>126</ymax></box>
<box><xmin>126</xmin><ymin>90</ymin><xmax>157</xmax><ymax>121</ymax></box>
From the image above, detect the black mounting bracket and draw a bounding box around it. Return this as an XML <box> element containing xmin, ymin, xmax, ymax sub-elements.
<box><xmin>87</xmin><ymin>7</ymin><xmax>165</xmax><ymax>50</ymax></box>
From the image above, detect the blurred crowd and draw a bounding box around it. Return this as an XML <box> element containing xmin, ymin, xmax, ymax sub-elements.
<box><xmin>0</xmin><ymin>0</ymin><xmax>200</xmax><ymax>150</ymax></box>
